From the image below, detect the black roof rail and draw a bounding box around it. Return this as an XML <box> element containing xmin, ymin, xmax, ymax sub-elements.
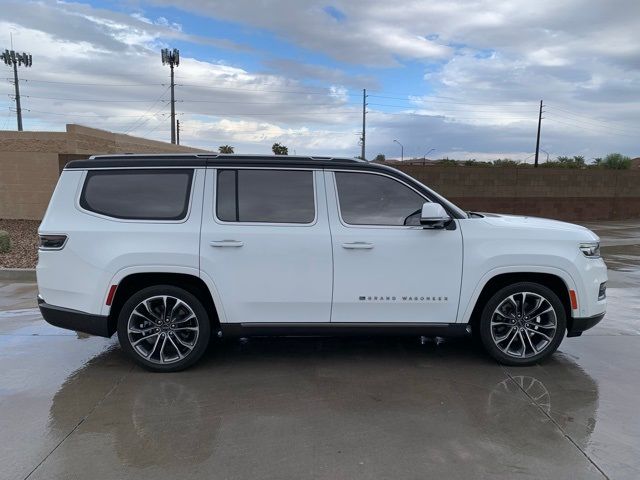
<box><xmin>87</xmin><ymin>153</ymin><xmax>365</xmax><ymax>163</ymax></box>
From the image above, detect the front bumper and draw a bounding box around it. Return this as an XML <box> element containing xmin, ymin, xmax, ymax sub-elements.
<box><xmin>38</xmin><ymin>297</ymin><xmax>116</xmax><ymax>337</ymax></box>
<box><xmin>567</xmin><ymin>312</ymin><xmax>605</xmax><ymax>337</ymax></box>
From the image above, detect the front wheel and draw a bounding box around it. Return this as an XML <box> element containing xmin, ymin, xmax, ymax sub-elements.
<box><xmin>479</xmin><ymin>282</ymin><xmax>566</xmax><ymax>366</ymax></box>
<box><xmin>117</xmin><ymin>285</ymin><xmax>211</xmax><ymax>372</ymax></box>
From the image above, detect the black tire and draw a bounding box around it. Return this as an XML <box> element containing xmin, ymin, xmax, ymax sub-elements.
<box><xmin>479</xmin><ymin>282</ymin><xmax>566</xmax><ymax>366</ymax></box>
<box><xmin>117</xmin><ymin>285</ymin><xmax>211</xmax><ymax>372</ymax></box>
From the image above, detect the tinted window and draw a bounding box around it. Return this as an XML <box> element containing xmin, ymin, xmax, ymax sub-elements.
<box><xmin>335</xmin><ymin>172</ymin><xmax>426</xmax><ymax>226</ymax></box>
<box><xmin>80</xmin><ymin>169</ymin><xmax>193</xmax><ymax>220</ymax></box>
<box><xmin>216</xmin><ymin>169</ymin><xmax>315</xmax><ymax>223</ymax></box>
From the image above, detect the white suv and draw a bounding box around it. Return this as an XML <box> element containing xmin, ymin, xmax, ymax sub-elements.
<box><xmin>37</xmin><ymin>154</ymin><xmax>607</xmax><ymax>371</ymax></box>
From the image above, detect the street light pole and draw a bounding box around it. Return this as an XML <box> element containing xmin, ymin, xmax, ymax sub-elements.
<box><xmin>393</xmin><ymin>139</ymin><xmax>404</xmax><ymax>162</ymax></box>
<box><xmin>161</xmin><ymin>48</ymin><xmax>180</xmax><ymax>144</ymax></box>
<box><xmin>423</xmin><ymin>148</ymin><xmax>435</xmax><ymax>165</ymax></box>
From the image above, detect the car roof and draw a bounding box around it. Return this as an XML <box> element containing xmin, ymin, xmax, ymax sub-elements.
<box><xmin>64</xmin><ymin>153</ymin><xmax>370</xmax><ymax>170</ymax></box>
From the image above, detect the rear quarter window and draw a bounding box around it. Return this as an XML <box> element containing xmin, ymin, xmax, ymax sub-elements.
<box><xmin>80</xmin><ymin>169</ymin><xmax>193</xmax><ymax>220</ymax></box>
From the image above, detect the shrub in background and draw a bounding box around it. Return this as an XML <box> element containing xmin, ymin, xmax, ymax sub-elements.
<box><xmin>601</xmin><ymin>153</ymin><xmax>632</xmax><ymax>169</ymax></box>
<box><xmin>0</xmin><ymin>230</ymin><xmax>10</xmax><ymax>254</ymax></box>
<box><xmin>492</xmin><ymin>158</ymin><xmax>521</xmax><ymax>167</ymax></box>
<box><xmin>540</xmin><ymin>155</ymin><xmax>586</xmax><ymax>168</ymax></box>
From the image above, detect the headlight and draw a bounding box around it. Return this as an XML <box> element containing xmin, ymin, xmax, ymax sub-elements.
<box><xmin>579</xmin><ymin>242</ymin><xmax>600</xmax><ymax>258</ymax></box>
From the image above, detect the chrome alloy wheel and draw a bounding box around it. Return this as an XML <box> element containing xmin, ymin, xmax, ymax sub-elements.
<box><xmin>490</xmin><ymin>292</ymin><xmax>557</xmax><ymax>359</ymax></box>
<box><xmin>127</xmin><ymin>295</ymin><xmax>200</xmax><ymax>364</ymax></box>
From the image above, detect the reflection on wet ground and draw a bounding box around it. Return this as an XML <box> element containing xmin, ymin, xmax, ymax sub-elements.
<box><xmin>1</xmin><ymin>221</ymin><xmax>639</xmax><ymax>480</ymax></box>
<box><xmin>584</xmin><ymin>220</ymin><xmax>640</xmax><ymax>289</ymax></box>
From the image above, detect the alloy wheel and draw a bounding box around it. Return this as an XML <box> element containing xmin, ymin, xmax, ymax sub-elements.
<box><xmin>490</xmin><ymin>291</ymin><xmax>557</xmax><ymax>359</ymax></box>
<box><xmin>127</xmin><ymin>295</ymin><xmax>200</xmax><ymax>364</ymax></box>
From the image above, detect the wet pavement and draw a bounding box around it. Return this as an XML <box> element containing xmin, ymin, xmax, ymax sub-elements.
<box><xmin>1</xmin><ymin>221</ymin><xmax>639</xmax><ymax>480</ymax></box>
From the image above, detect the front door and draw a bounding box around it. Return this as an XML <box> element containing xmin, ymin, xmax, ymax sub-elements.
<box><xmin>325</xmin><ymin>170</ymin><xmax>463</xmax><ymax>324</ymax></box>
<box><xmin>200</xmin><ymin>167</ymin><xmax>332</xmax><ymax>324</ymax></box>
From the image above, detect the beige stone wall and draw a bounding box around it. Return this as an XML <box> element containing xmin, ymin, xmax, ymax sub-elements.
<box><xmin>0</xmin><ymin>152</ymin><xmax>60</xmax><ymax>220</ymax></box>
<box><xmin>395</xmin><ymin>165</ymin><xmax>640</xmax><ymax>221</ymax></box>
<box><xmin>0</xmin><ymin>124</ymin><xmax>209</xmax><ymax>220</ymax></box>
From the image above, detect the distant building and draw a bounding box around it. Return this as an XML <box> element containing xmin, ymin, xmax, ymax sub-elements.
<box><xmin>0</xmin><ymin>124</ymin><xmax>207</xmax><ymax>220</ymax></box>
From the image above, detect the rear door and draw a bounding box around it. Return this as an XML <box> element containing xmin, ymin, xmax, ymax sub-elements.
<box><xmin>200</xmin><ymin>167</ymin><xmax>332</xmax><ymax>324</ymax></box>
<box><xmin>325</xmin><ymin>169</ymin><xmax>463</xmax><ymax>324</ymax></box>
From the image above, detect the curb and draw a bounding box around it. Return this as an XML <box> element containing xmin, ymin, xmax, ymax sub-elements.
<box><xmin>0</xmin><ymin>268</ymin><xmax>37</xmax><ymax>282</ymax></box>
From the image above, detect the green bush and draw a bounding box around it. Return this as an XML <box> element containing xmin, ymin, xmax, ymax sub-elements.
<box><xmin>492</xmin><ymin>158</ymin><xmax>520</xmax><ymax>167</ymax></box>
<box><xmin>540</xmin><ymin>155</ymin><xmax>586</xmax><ymax>168</ymax></box>
<box><xmin>436</xmin><ymin>159</ymin><xmax>459</xmax><ymax>166</ymax></box>
<box><xmin>0</xmin><ymin>230</ymin><xmax>10</xmax><ymax>254</ymax></box>
<box><xmin>601</xmin><ymin>153</ymin><xmax>632</xmax><ymax>169</ymax></box>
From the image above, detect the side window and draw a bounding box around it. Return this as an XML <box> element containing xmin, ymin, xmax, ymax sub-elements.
<box><xmin>80</xmin><ymin>169</ymin><xmax>193</xmax><ymax>220</ymax></box>
<box><xmin>335</xmin><ymin>172</ymin><xmax>426</xmax><ymax>226</ymax></box>
<box><xmin>216</xmin><ymin>169</ymin><xmax>315</xmax><ymax>224</ymax></box>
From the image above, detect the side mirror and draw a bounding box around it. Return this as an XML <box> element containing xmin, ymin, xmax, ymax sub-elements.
<box><xmin>420</xmin><ymin>202</ymin><xmax>451</xmax><ymax>229</ymax></box>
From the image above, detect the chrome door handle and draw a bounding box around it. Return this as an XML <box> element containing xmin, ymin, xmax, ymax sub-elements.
<box><xmin>210</xmin><ymin>240</ymin><xmax>244</xmax><ymax>247</ymax></box>
<box><xmin>342</xmin><ymin>242</ymin><xmax>374</xmax><ymax>249</ymax></box>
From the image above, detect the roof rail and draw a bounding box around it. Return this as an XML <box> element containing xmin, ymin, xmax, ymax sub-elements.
<box><xmin>87</xmin><ymin>153</ymin><xmax>365</xmax><ymax>163</ymax></box>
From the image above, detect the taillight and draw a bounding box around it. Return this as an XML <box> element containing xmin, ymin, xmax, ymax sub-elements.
<box><xmin>39</xmin><ymin>234</ymin><xmax>68</xmax><ymax>250</ymax></box>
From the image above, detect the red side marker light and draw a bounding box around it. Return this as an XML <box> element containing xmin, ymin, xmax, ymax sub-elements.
<box><xmin>106</xmin><ymin>285</ymin><xmax>118</xmax><ymax>306</ymax></box>
<box><xmin>569</xmin><ymin>289</ymin><xmax>578</xmax><ymax>310</ymax></box>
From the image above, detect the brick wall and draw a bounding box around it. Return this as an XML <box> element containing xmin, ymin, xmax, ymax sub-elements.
<box><xmin>395</xmin><ymin>165</ymin><xmax>640</xmax><ymax>221</ymax></box>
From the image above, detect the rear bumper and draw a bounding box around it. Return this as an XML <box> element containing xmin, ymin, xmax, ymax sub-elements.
<box><xmin>567</xmin><ymin>312</ymin><xmax>605</xmax><ymax>337</ymax></box>
<box><xmin>38</xmin><ymin>296</ymin><xmax>116</xmax><ymax>338</ymax></box>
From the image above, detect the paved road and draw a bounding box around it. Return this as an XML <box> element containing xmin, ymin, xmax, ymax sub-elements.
<box><xmin>1</xmin><ymin>221</ymin><xmax>639</xmax><ymax>480</ymax></box>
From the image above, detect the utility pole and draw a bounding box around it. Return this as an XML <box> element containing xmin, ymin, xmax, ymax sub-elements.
<box><xmin>534</xmin><ymin>100</ymin><xmax>543</xmax><ymax>167</ymax></box>
<box><xmin>360</xmin><ymin>88</ymin><xmax>367</xmax><ymax>160</ymax></box>
<box><xmin>161</xmin><ymin>48</ymin><xmax>180</xmax><ymax>144</ymax></box>
<box><xmin>1</xmin><ymin>49</ymin><xmax>32</xmax><ymax>131</ymax></box>
<box><xmin>176</xmin><ymin>119</ymin><xmax>180</xmax><ymax>145</ymax></box>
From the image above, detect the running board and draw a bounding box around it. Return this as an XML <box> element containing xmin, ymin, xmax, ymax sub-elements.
<box><xmin>220</xmin><ymin>322</ymin><xmax>470</xmax><ymax>338</ymax></box>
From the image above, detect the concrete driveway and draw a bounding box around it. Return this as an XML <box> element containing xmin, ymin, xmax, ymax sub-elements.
<box><xmin>1</xmin><ymin>221</ymin><xmax>639</xmax><ymax>480</ymax></box>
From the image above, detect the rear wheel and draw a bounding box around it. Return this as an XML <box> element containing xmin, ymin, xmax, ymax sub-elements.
<box><xmin>117</xmin><ymin>285</ymin><xmax>211</xmax><ymax>372</ymax></box>
<box><xmin>479</xmin><ymin>282</ymin><xmax>566</xmax><ymax>366</ymax></box>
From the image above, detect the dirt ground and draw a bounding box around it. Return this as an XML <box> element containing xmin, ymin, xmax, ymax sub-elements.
<box><xmin>0</xmin><ymin>219</ymin><xmax>39</xmax><ymax>269</ymax></box>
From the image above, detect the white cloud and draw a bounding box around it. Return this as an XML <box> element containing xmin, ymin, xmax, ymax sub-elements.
<box><xmin>1</xmin><ymin>0</ymin><xmax>638</xmax><ymax>160</ymax></box>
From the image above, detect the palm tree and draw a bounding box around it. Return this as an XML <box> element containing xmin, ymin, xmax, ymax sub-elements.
<box><xmin>272</xmin><ymin>143</ymin><xmax>288</xmax><ymax>155</ymax></box>
<box><xmin>218</xmin><ymin>145</ymin><xmax>234</xmax><ymax>154</ymax></box>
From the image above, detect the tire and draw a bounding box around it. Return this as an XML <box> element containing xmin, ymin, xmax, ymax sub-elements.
<box><xmin>479</xmin><ymin>282</ymin><xmax>566</xmax><ymax>366</ymax></box>
<box><xmin>117</xmin><ymin>285</ymin><xmax>211</xmax><ymax>372</ymax></box>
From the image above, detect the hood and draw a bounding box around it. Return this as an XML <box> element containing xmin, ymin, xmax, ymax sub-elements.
<box><xmin>475</xmin><ymin>213</ymin><xmax>599</xmax><ymax>241</ymax></box>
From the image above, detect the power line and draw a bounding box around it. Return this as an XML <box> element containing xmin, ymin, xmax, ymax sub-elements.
<box><xmin>368</xmin><ymin>102</ymin><xmax>536</xmax><ymax>113</ymax></box>
<box><xmin>545</xmin><ymin>116</ymin><xmax>638</xmax><ymax>138</ymax></box>
<box><xmin>14</xmin><ymin>78</ymin><xmax>164</xmax><ymax>87</ymax></box>
<box><xmin>124</xmin><ymin>85</ymin><xmax>171</xmax><ymax>134</ymax></box>
<box><xmin>545</xmin><ymin>106</ymin><xmax>640</xmax><ymax>135</ymax></box>
<box><xmin>21</xmin><ymin>95</ymin><xmax>166</xmax><ymax>103</ymax></box>
<box><xmin>15</xmin><ymin>108</ymin><xmax>177</xmax><ymax>118</ymax></box>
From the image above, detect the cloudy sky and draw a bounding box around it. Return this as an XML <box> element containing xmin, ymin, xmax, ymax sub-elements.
<box><xmin>1</xmin><ymin>0</ymin><xmax>639</xmax><ymax>160</ymax></box>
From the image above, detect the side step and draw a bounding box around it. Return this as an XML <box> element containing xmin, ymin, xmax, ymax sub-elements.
<box><xmin>220</xmin><ymin>322</ymin><xmax>471</xmax><ymax>338</ymax></box>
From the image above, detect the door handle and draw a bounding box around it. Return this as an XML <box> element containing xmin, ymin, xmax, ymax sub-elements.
<box><xmin>210</xmin><ymin>240</ymin><xmax>244</xmax><ymax>247</ymax></box>
<box><xmin>342</xmin><ymin>241</ymin><xmax>374</xmax><ymax>250</ymax></box>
